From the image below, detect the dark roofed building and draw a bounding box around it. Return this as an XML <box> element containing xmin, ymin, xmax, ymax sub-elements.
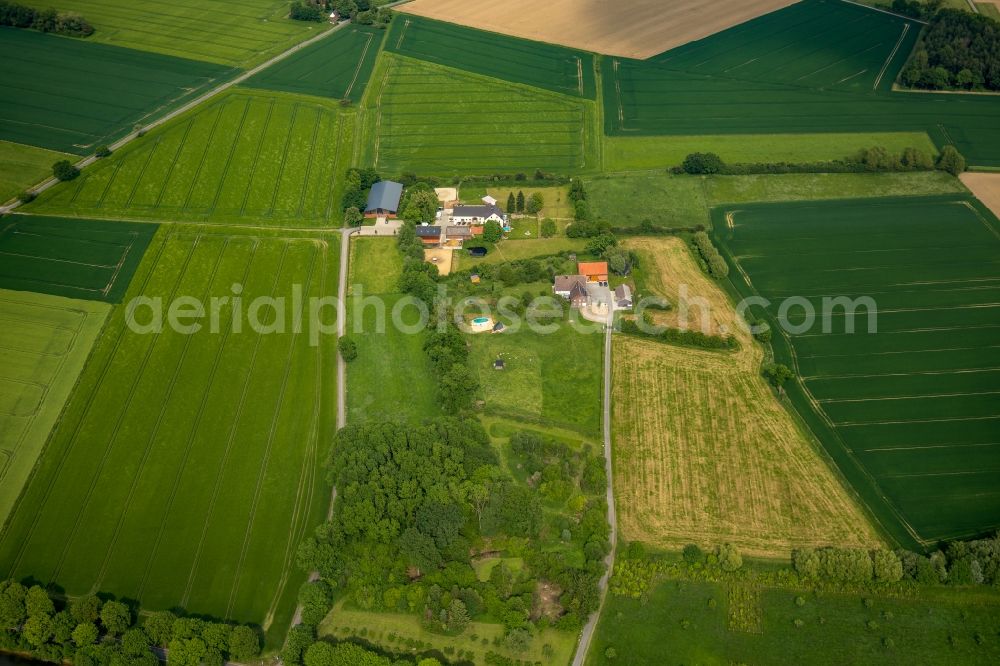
<box><xmin>364</xmin><ymin>180</ymin><xmax>403</xmax><ymax>216</ymax></box>
<box><xmin>553</xmin><ymin>274</ymin><xmax>587</xmax><ymax>298</ymax></box>
<box><xmin>415</xmin><ymin>225</ymin><xmax>441</xmax><ymax>245</ymax></box>
<box><xmin>615</xmin><ymin>284</ymin><xmax>633</xmax><ymax>309</ymax></box>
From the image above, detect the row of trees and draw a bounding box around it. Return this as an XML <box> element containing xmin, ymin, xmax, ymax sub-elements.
<box><xmin>0</xmin><ymin>1</ymin><xmax>93</xmax><ymax>36</ymax></box>
<box><xmin>290</xmin><ymin>0</ymin><xmax>391</xmax><ymax>26</ymax></box>
<box><xmin>900</xmin><ymin>9</ymin><xmax>1000</xmax><ymax>91</ymax></box>
<box><xmin>690</xmin><ymin>231</ymin><xmax>728</xmax><ymax>279</ymax></box>
<box><xmin>0</xmin><ymin>581</ymin><xmax>259</xmax><ymax>666</ymax></box>
<box><xmin>678</xmin><ymin>147</ymin><xmax>965</xmax><ymax>176</ymax></box>
<box><xmin>504</xmin><ymin>191</ymin><xmax>544</xmax><ymax>215</ymax></box>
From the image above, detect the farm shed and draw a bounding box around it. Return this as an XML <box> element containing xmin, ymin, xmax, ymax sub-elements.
<box><xmin>364</xmin><ymin>180</ymin><xmax>403</xmax><ymax>216</ymax></box>
<box><xmin>615</xmin><ymin>284</ymin><xmax>633</xmax><ymax>309</ymax></box>
<box><xmin>415</xmin><ymin>225</ymin><xmax>442</xmax><ymax>246</ymax></box>
<box><xmin>578</xmin><ymin>261</ymin><xmax>608</xmax><ymax>283</ymax></box>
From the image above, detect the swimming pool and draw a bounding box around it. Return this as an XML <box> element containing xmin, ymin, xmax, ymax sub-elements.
<box><xmin>472</xmin><ymin>317</ymin><xmax>490</xmax><ymax>325</ymax></box>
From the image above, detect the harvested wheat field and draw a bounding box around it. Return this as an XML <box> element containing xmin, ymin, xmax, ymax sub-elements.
<box><xmin>612</xmin><ymin>238</ymin><xmax>881</xmax><ymax>557</ymax></box>
<box><xmin>398</xmin><ymin>0</ymin><xmax>798</xmax><ymax>60</ymax></box>
<box><xmin>960</xmin><ymin>172</ymin><xmax>1000</xmax><ymax>219</ymax></box>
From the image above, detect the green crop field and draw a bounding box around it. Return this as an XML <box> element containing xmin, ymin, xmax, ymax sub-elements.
<box><xmin>346</xmin><ymin>237</ymin><xmax>440</xmax><ymax>423</ymax></box>
<box><xmin>0</xmin><ymin>27</ymin><xmax>233</xmax><ymax>154</ymax></box>
<box><xmin>21</xmin><ymin>0</ymin><xmax>326</xmax><ymax>67</ymax></box>
<box><xmin>469</xmin><ymin>322</ymin><xmax>603</xmax><ymax>437</ymax></box>
<box><xmin>0</xmin><ymin>215</ymin><xmax>157</xmax><ymax>302</ymax></box>
<box><xmin>590</xmin><ymin>576</ymin><xmax>1000</xmax><ymax>665</ymax></box>
<box><xmin>585</xmin><ymin>171</ymin><xmax>968</xmax><ymax>228</ymax></box>
<box><xmin>713</xmin><ymin>195</ymin><xmax>1000</xmax><ymax>548</ymax></box>
<box><xmin>603</xmin><ymin>132</ymin><xmax>938</xmax><ymax>172</ymax></box>
<box><xmin>361</xmin><ymin>55</ymin><xmax>596</xmax><ymax>175</ymax></box>
<box><xmin>0</xmin><ymin>226</ymin><xmax>339</xmax><ymax>636</ymax></box>
<box><xmin>28</xmin><ymin>90</ymin><xmax>355</xmax><ymax>226</ymax></box>
<box><xmin>242</xmin><ymin>25</ymin><xmax>385</xmax><ymax>103</ymax></box>
<box><xmin>0</xmin><ymin>290</ymin><xmax>109</xmax><ymax>528</ymax></box>
<box><xmin>385</xmin><ymin>14</ymin><xmax>595</xmax><ymax>98</ymax></box>
<box><xmin>0</xmin><ymin>141</ymin><xmax>73</xmax><ymax>204</ymax></box>
<box><xmin>603</xmin><ymin>0</ymin><xmax>1000</xmax><ymax>167</ymax></box>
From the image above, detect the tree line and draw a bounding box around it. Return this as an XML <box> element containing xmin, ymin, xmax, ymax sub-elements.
<box><xmin>0</xmin><ymin>581</ymin><xmax>259</xmax><ymax>666</ymax></box>
<box><xmin>676</xmin><ymin>147</ymin><xmax>966</xmax><ymax>177</ymax></box>
<box><xmin>0</xmin><ymin>1</ymin><xmax>93</xmax><ymax>37</ymax></box>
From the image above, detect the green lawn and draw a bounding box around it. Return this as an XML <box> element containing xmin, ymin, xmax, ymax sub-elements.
<box><xmin>0</xmin><ymin>226</ymin><xmax>339</xmax><ymax>640</ymax></box>
<box><xmin>349</xmin><ymin>237</ymin><xmax>403</xmax><ymax>296</ymax></box>
<box><xmin>20</xmin><ymin>0</ymin><xmax>327</xmax><ymax>67</ymax></box>
<box><xmin>0</xmin><ymin>141</ymin><xmax>72</xmax><ymax>204</ymax></box>
<box><xmin>28</xmin><ymin>90</ymin><xmax>355</xmax><ymax>226</ymax></box>
<box><xmin>360</xmin><ymin>54</ymin><xmax>597</xmax><ymax>175</ymax></box>
<box><xmin>321</xmin><ymin>600</ymin><xmax>577</xmax><ymax>665</ymax></box>
<box><xmin>589</xmin><ymin>577</ymin><xmax>1000</xmax><ymax>665</ymax></box>
<box><xmin>0</xmin><ymin>27</ymin><xmax>233</xmax><ymax>154</ymax></box>
<box><xmin>0</xmin><ymin>290</ymin><xmax>109</xmax><ymax>528</ymax></box>
<box><xmin>459</xmin><ymin>184</ymin><xmax>573</xmax><ymax>219</ymax></box>
<box><xmin>603</xmin><ymin>132</ymin><xmax>938</xmax><ymax>171</ymax></box>
<box><xmin>453</xmin><ymin>237</ymin><xmax>587</xmax><ymax>273</ymax></box>
<box><xmin>469</xmin><ymin>322</ymin><xmax>603</xmax><ymax>437</ymax></box>
<box><xmin>713</xmin><ymin>195</ymin><xmax>1000</xmax><ymax>547</ymax></box>
<box><xmin>0</xmin><ymin>215</ymin><xmax>158</xmax><ymax>302</ymax></box>
<box><xmin>585</xmin><ymin>171</ymin><xmax>969</xmax><ymax>228</ymax></box>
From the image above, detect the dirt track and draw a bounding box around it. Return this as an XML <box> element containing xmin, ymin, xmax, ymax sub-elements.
<box><xmin>398</xmin><ymin>0</ymin><xmax>798</xmax><ymax>59</ymax></box>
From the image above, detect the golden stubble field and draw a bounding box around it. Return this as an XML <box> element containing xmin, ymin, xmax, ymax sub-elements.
<box><xmin>612</xmin><ymin>237</ymin><xmax>881</xmax><ymax>557</ymax></box>
<box><xmin>398</xmin><ymin>0</ymin><xmax>799</xmax><ymax>59</ymax></box>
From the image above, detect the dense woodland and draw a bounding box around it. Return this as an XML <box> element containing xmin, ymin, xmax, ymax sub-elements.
<box><xmin>0</xmin><ymin>1</ymin><xmax>93</xmax><ymax>36</ymax></box>
<box><xmin>293</xmin><ymin>420</ymin><xmax>608</xmax><ymax>661</ymax></box>
<box><xmin>900</xmin><ymin>8</ymin><xmax>1000</xmax><ymax>91</ymax></box>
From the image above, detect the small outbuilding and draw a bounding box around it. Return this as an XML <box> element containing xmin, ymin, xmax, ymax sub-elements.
<box><xmin>493</xmin><ymin>358</ymin><xmax>505</xmax><ymax>370</ymax></box>
<box><xmin>364</xmin><ymin>180</ymin><xmax>403</xmax><ymax>217</ymax></box>
<box><xmin>615</xmin><ymin>284</ymin><xmax>633</xmax><ymax>309</ymax></box>
<box><xmin>482</xmin><ymin>195</ymin><xmax>498</xmax><ymax>206</ymax></box>
<box><xmin>415</xmin><ymin>225</ymin><xmax>442</xmax><ymax>246</ymax></box>
<box><xmin>492</xmin><ymin>321</ymin><xmax>505</xmax><ymax>333</ymax></box>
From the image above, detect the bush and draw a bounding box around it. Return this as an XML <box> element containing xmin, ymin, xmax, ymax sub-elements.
<box><xmin>682</xmin><ymin>152</ymin><xmax>725</xmax><ymax>174</ymax></box>
<box><xmin>762</xmin><ymin>363</ymin><xmax>793</xmax><ymax>389</ymax></box>
<box><xmin>936</xmin><ymin>145</ymin><xmax>966</xmax><ymax>176</ymax></box>
<box><xmin>682</xmin><ymin>544</ymin><xmax>703</xmax><ymax>564</ymax></box>
<box><xmin>343</xmin><ymin>206</ymin><xmax>363</xmax><ymax>226</ymax></box>
<box><xmin>95</xmin><ymin>145</ymin><xmax>111</xmax><ymax>158</ymax></box>
<box><xmin>540</xmin><ymin>218</ymin><xmax>556</xmax><ymax>238</ymax></box>
<box><xmin>17</xmin><ymin>190</ymin><xmax>36</xmax><ymax>204</ymax></box>
<box><xmin>338</xmin><ymin>335</ymin><xmax>358</xmax><ymax>362</ymax></box>
<box><xmin>691</xmin><ymin>231</ymin><xmax>728</xmax><ymax>278</ymax></box>
<box><xmin>52</xmin><ymin>160</ymin><xmax>80</xmax><ymax>181</ymax></box>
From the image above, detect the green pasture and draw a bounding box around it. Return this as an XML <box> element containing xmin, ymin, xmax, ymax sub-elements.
<box><xmin>242</xmin><ymin>25</ymin><xmax>385</xmax><ymax>103</ymax></box>
<box><xmin>604</xmin><ymin>0</ymin><xmax>1000</xmax><ymax>167</ymax></box>
<box><xmin>0</xmin><ymin>215</ymin><xmax>157</xmax><ymax>302</ymax></box>
<box><xmin>453</xmin><ymin>237</ymin><xmax>587</xmax><ymax>272</ymax></box>
<box><xmin>22</xmin><ymin>0</ymin><xmax>326</xmax><ymax>67</ymax></box>
<box><xmin>469</xmin><ymin>322</ymin><xmax>603</xmax><ymax>437</ymax></box>
<box><xmin>0</xmin><ymin>226</ymin><xmax>339</xmax><ymax>637</ymax></box>
<box><xmin>603</xmin><ymin>132</ymin><xmax>938</xmax><ymax>171</ymax></box>
<box><xmin>0</xmin><ymin>27</ymin><xmax>233</xmax><ymax>154</ymax></box>
<box><xmin>0</xmin><ymin>290</ymin><xmax>109</xmax><ymax>528</ymax></box>
<box><xmin>360</xmin><ymin>54</ymin><xmax>596</xmax><ymax>175</ymax></box>
<box><xmin>0</xmin><ymin>141</ymin><xmax>73</xmax><ymax>204</ymax></box>
<box><xmin>385</xmin><ymin>14</ymin><xmax>595</xmax><ymax>98</ymax></box>
<box><xmin>590</xmin><ymin>577</ymin><xmax>1000</xmax><ymax>665</ymax></box>
<box><xmin>585</xmin><ymin>171</ymin><xmax>967</xmax><ymax>228</ymax></box>
<box><xmin>321</xmin><ymin>601</ymin><xmax>577</xmax><ymax>665</ymax></box>
<box><xmin>459</xmin><ymin>184</ymin><xmax>573</xmax><ymax>219</ymax></box>
<box><xmin>29</xmin><ymin>90</ymin><xmax>355</xmax><ymax>226</ymax></box>
<box><xmin>345</xmin><ymin>236</ymin><xmax>437</xmax><ymax>424</ymax></box>
<box><xmin>713</xmin><ymin>195</ymin><xmax>1000</xmax><ymax>547</ymax></box>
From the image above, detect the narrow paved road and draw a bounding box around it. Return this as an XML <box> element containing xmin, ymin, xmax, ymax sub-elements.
<box><xmin>572</xmin><ymin>322</ymin><xmax>617</xmax><ymax>666</ymax></box>
<box><xmin>0</xmin><ymin>21</ymin><xmax>349</xmax><ymax>214</ymax></box>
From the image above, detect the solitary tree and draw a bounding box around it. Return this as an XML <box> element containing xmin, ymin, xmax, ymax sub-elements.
<box><xmin>762</xmin><ymin>363</ymin><xmax>793</xmax><ymax>391</ymax></box>
<box><xmin>338</xmin><ymin>335</ymin><xmax>358</xmax><ymax>362</ymax></box>
<box><xmin>52</xmin><ymin>160</ymin><xmax>79</xmax><ymax>181</ymax></box>
<box><xmin>482</xmin><ymin>221</ymin><xmax>503</xmax><ymax>243</ymax></box>
<box><xmin>506</xmin><ymin>192</ymin><xmax>516</xmax><ymax>213</ymax></box>
<box><xmin>343</xmin><ymin>206</ymin><xmax>364</xmax><ymax>226</ymax></box>
<box><xmin>540</xmin><ymin>218</ymin><xmax>556</xmax><ymax>238</ymax></box>
<box><xmin>516</xmin><ymin>190</ymin><xmax>526</xmax><ymax>213</ymax></box>
<box><xmin>937</xmin><ymin>145</ymin><xmax>966</xmax><ymax>176</ymax></box>
<box><xmin>526</xmin><ymin>192</ymin><xmax>544</xmax><ymax>215</ymax></box>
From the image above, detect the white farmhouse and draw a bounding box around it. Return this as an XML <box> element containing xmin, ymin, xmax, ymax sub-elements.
<box><xmin>451</xmin><ymin>204</ymin><xmax>507</xmax><ymax>224</ymax></box>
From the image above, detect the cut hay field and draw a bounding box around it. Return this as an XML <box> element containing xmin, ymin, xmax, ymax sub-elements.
<box><xmin>398</xmin><ymin>0</ymin><xmax>797</xmax><ymax>60</ymax></box>
<box><xmin>0</xmin><ymin>141</ymin><xmax>73</xmax><ymax>205</ymax></box>
<box><xmin>346</xmin><ymin>238</ymin><xmax>439</xmax><ymax>423</ymax></box>
<box><xmin>0</xmin><ymin>215</ymin><xmax>157</xmax><ymax>302</ymax></box>
<box><xmin>385</xmin><ymin>14</ymin><xmax>595</xmax><ymax>98</ymax></box>
<box><xmin>604</xmin><ymin>0</ymin><xmax>1000</xmax><ymax>168</ymax></box>
<box><xmin>0</xmin><ymin>226</ymin><xmax>339</xmax><ymax>636</ymax></box>
<box><xmin>713</xmin><ymin>195</ymin><xmax>1000</xmax><ymax>547</ymax></box>
<box><xmin>0</xmin><ymin>290</ymin><xmax>109</xmax><ymax>528</ymax></box>
<box><xmin>21</xmin><ymin>0</ymin><xmax>325</xmax><ymax>67</ymax></box>
<box><xmin>603</xmin><ymin>132</ymin><xmax>938</xmax><ymax>171</ymax></box>
<box><xmin>242</xmin><ymin>25</ymin><xmax>385</xmax><ymax>103</ymax></box>
<box><xmin>470</xmin><ymin>322</ymin><xmax>604</xmax><ymax>437</ymax></box>
<box><xmin>361</xmin><ymin>55</ymin><xmax>596</xmax><ymax>175</ymax></box>
<box><xmin>0</xmin><ymin>27</ymin><xmax>233</xmax><ymax>155</ymax></box>
<box><xmin>611</xmin><ymin>237</ymin><xmax>881</xmax><ymax>557</ymax></box>
<box><xmin>28</xmin><ymin>90</ymin><xmax>354</xmax><ymax>226</ymax></box>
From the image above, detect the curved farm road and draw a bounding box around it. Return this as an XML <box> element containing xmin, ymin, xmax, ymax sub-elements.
<box><xmin>572</xmin><ymin>322</ymin><xmax>617</xmax><ymax>666</ymax></box>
